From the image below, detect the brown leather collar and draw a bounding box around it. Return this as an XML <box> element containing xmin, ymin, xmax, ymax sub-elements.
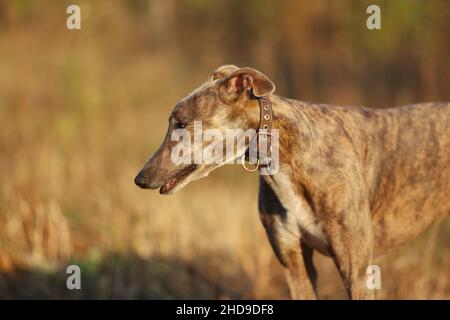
<box><xmin>241</xmin><ymin>95</ymin><xmax>273</xmax><ymax>172</ymax></box>
<box><xmin>257</xmin><ymin>96</ymin><xmax>273</xmax><ymax>166</ymax></box>
<box><xmin>259</xmin><ymin>96</ymin><xmax>273</xmax><ymax>133</ymax></box>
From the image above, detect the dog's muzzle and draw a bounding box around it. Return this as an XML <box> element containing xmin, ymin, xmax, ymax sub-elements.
<box><xmin>134</xmin><ymin>171</ymin><xmax>151</xmax><ymax>189</ymax></box>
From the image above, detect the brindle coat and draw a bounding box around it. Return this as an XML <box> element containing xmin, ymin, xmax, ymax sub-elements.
<box><xmin>135</xmin><ymin>65</ymin><xmax>450</xmax><ymax>299</ymax></box>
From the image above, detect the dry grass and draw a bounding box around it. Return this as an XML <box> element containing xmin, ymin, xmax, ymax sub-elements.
<box><xmin>0</xmin><ymin>1</ymin><xmax>449</xmax><ymax>299</ymax></box>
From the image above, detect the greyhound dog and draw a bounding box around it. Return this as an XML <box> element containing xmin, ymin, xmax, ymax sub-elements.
<box><xmin>134</xmin><ymin>65</ymin><xmax>450</xmax><ymax>299</ymax></box>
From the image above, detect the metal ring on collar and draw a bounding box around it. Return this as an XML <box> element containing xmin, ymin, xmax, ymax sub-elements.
<box><xmin>241</xmin><ymin>156</ymin><xmax>260</xmax><ymax>172</ymax></box>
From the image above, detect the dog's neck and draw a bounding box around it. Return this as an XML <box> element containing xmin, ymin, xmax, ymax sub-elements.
<box><xmin>254</xmin><ymin>95</ymin><xmax>316</xmax><ymax>194</ymax></box>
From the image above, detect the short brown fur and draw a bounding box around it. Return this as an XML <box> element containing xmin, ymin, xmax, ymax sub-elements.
<box><xmin>135</xmin><ymin>66</ymin><xmax>450</xmax><ymax>299</ymax></box>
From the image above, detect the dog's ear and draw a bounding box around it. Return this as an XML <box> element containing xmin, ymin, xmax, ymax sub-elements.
<box><xmin>221</xmin><ymin>67</ymin><xmax>275</xmax><ymax>98</ymax></box>
<box><xmin>209</xmin><ymin>65</ymin><xmax>239</xmax><ymax>81</ymax></box>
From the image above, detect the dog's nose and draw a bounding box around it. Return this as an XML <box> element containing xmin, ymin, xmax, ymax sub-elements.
<box><xmin>134</xmin><ymin>172</ymin><xmax>149</xmax><ymax>189</ymax></box>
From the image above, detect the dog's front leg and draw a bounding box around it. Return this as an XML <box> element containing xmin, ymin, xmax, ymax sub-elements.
<box><xmin>283</xmin><ymin>238</ymin><xmax>318</xmax><ymax>300</ymax></box>
<box><xmin>259</xmin><ymin>179</ymin><xmax>317</xmax><ymax>299</ymax></box>
<box><xmin>260</xmin><ymin>215</ymin><xmax>318</xmax><ymax>299</ymax></box>
<box><xmin>326</xmin><ymin>205</ymin><xmax>374</xmax><ymax>300</ymax></box>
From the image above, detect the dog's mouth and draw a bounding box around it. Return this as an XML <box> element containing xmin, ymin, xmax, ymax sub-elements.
<box><xmin>159</xmin><ymin>164</ymin><xmax>198</xmax><ymax>195</ymax></box>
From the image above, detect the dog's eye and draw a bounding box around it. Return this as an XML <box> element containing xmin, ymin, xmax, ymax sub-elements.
<box><xmin>174</xmin><ymin>122</ymin><xmax>187</xmax><ymax>129</ymax></box>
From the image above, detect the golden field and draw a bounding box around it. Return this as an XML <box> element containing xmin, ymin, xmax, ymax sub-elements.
<box><xmin>0</xmin><ymin>1</ymin><xmax>449</xmax><ymax>299</ymax></box>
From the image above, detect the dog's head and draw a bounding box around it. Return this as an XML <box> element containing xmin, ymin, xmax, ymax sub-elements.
<box><xmin>134</xmin><ymin>65</ymin><xmax>275</xmax><ymax>194</ymax></box>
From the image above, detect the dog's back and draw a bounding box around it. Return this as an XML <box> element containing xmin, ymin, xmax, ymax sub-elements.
<box><xmin>361</xmin><ymin>102</ymin><xmax>450</xmax><ymax>254</ymax></box>
<box><xmin>278</xmin><ymin>100</ymin><xmax>450</xmax><ymax>255</ymax></box>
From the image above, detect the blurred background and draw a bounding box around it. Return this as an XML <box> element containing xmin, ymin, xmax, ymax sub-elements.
<box><xmin>0</xmin><ymin>0</ymin><xmax>449</xmax><ymax>299</ymax></box>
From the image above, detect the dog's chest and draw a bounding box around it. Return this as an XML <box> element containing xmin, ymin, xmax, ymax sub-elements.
<box><xmin>267</xmin><ymin>173</ymin><xmax>330</xmax><ymax>255</ymax></box>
